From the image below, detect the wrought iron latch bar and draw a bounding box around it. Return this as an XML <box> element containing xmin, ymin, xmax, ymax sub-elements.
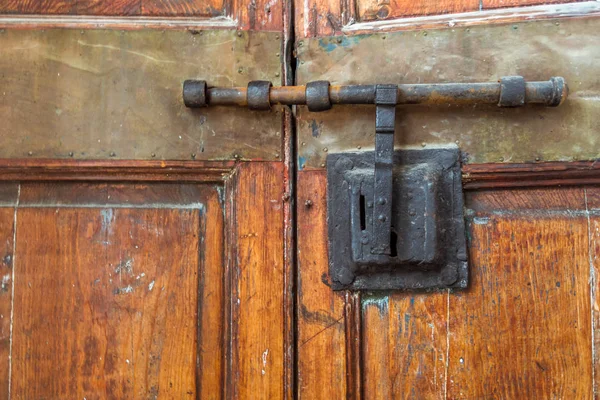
<box><xmin>183</xmin><ymin>77</ymin><xmax>567</xmax><ymax>109</ymax></box>
<box><xmin>183</xmin><ymin>76</ymin><xmax>568</xmax><ymax>290</ymax></box>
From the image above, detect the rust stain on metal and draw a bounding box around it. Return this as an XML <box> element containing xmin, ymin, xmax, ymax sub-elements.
<box><xmin>296</xmin><ymin>18</ymin><xmax>600</xmax><ymax>167</ymax></box>
<box><xmin>0</xmin><ymin>29</ymin><xmax>283</xmax><ymax>160</ymax></box>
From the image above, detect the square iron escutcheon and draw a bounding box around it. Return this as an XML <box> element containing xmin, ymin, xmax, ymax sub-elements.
<box><xmin>327</xmin><ymin>147</ymin><xmax>468</xmax><ymax>291</ymax></box>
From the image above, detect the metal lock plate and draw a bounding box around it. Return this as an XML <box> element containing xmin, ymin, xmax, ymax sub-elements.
<box><xmin>327</xmin><ymin>147</ymin><xmax>468</xmax><ymax>291</ymax></box>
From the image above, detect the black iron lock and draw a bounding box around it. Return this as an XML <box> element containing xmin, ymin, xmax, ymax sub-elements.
<box><xmin>183</xmin><ymin>76</ymin><xmax>568</xmax><ymax>291</ymax></box>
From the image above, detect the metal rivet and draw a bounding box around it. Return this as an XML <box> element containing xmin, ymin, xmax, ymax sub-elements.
<box><xmin>367</xmin><ymin>201</ymin><xmax>373</xmax><ymax>208</ymax></box>
<box><xmin>377</xmin><ymin>197</ymin><xmax>386</xmax><ymax>205</ymax></box>
<box><xmin>191</xmin><ymin>153</ymin><xmax>196</xmax><ymax>159</ymax></box>
<box><xmin>275</xmin><ymin>35</ymin><xmax>280</xmax><ymax>40</ymax></box>
<box><xmin>28</xmin><ymin>151</ymin><xmax>33</xmax><ymax>156</ymax></box>
<box><xmin>320</xmin><ymin>163</ymin><xmax>325</xmax><ymax>168</ymax></box>
<box><xmin>512</xmin><ymin>25</ymin><xmax>518</xmax><ymax>30</ymax></box>
<box><xmin>275</xmin><ymin>72</ymin><xmax>280</xmax><ymax>77</ymax></box>
<box><xmin>151</xmin><ymin>153</ymin><xmax>156</xmax><ymax>158</ymax></box>
<box><xmin>305</xmin><ymin>200</ymin><xmax>313</xmax><ymax>208</ymax></box>
<box><xmin>301</xmin><ymin>142</ymin><xmax>306</xmax><ymax>146</ymax></box>
<box><xmin>323</xmin><ymin>147</ymin><xmax>328</xmax><ymax>152</ymax></box>
<box><xmin>298</xmin><ymin>41</ymin><xmax>303</xmax><ymax>47</ymax></box>
<box><xmin>110</xmin><ymin>152</ymin><xmax>116</xmax><ymax>157</ymax></box>
<box><xmin>337</xmin><ymin>37</ymin><xmax>342</xmax><ymax>44</ymax></box>
<box><xmin>535</xmin><ymin>157</ymin><xmax>540</xmax><ymax>161</ymax></box>
<box><xmin>409</xmin><ymin>210</ymin><xmax>416</xmax><ymax>216</ymax></box>
<box><xmin>276</xmin><ymin>52</ymin><xmax>280</xmax><ymax>57</ymax></box>
<box><xmin>68</xmin><ymin>152</ymin><xmax>74</xmax><ymax>157</ymax></box>
<box><xmin>382</xmin><ymin>36</ymin><xmax>386</xmax><ymax>40</ymax></box>
<box><xmin>275</xmin><ymin>153</ymin><xmax>280</xmax><ymax>158</ymax></box>
<box><xmin>357</xmin><ymin>145</ymin><xmax>362</xmax><ymax>149</ymax></box>
<box><xmin>237</xmin><ymin>31</ymin><xmax>243</xmax><ymax>37</ymax></box>
<box><xmin>421</xmin><ymin>142</ymin><xmax>427</xmax><ymax>147</ymax></box>
<box><xmin>238</xmin><ymin>67</ymin><xmax>243</xmax><ymax>74</ymax></box>
<box><xmin>499</xmin><ymin>157</ymin><xmax>504</xmax><ymax>162</ymax></box>
<box><xmin>423</xmin><ymin>32</ymin><xmax>428</xmax><ymax>36</ymax></box>
<box><xmin>234</xmin><ymin>154</ymin><xmax>240</xmax><ymax>159</ymax></box>
<box><xmin>378</xmin><ymin>215</ymin><xmax>386</xmax><ymax>222</ymax></box>
<box><xmin>455</xmin><ymin>140</ymin><xmax>460</xmax><ymax>144</ymax></box>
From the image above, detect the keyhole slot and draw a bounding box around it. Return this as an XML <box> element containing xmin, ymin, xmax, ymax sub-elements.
<box><xmin>359</xmin><ymin>194</ymin><xmax>366</xmax><ymax>231</ymax></box>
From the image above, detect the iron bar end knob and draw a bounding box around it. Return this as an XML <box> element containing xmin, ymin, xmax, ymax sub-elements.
<box><xmin>183</xmin><ymin>80</ymin><xmax>208</xmax><ymax>108</ymax></box>
<box><xmin>549</xmin><ymin>77</ymin><xmax>568</xmax><ymax>107</ymax></box>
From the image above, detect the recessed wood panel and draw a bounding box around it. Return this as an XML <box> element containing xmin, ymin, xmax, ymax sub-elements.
<box><xmin>11</xmin><ymin>206</ymin><xmax>201</xmax><ymax>398</ymax></box>
<box><xmin>4</xmin><ymin>182</ymin><xmax>228</xmax><ymax>398</ymax></box>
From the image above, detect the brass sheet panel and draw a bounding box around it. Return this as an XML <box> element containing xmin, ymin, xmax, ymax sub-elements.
<box><xmin>296</xmin><ymin>18</ymin><xmax>599</xmax><ymax>168</ymax></box>
<box><xmin>0</xmin><ymin>29</ymin><xmax>282</xmax><ymax>160</ymax></box>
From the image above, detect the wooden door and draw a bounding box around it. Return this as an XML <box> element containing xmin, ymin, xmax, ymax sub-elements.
<box><xmin>1</xmin><ymin>0</ymin><xmax>599</xmax><ymax>399</ymax></box>
<box><xmin>294</xmin><ymin>0</ymin><xmax>600</xmax><ymax>399</ymax></box>
<box><xmin>0</xmin><ymin>1</ymin><xmax>293</xmax><ymax>399</ymax></box>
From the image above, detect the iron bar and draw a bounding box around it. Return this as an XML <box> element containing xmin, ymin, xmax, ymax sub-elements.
<box><xmin>185</xmin><ymin>76</ymin><xmax>567</xmax><ymax>109</ymax></box>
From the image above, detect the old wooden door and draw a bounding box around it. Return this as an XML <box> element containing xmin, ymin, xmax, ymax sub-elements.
<box><xmin>0</xmin><ymin>1</ymin><xmax>293</xmax><ymax>399</ymax></box>
<box><xmin>0</xmin><ymin>0</ymin><xmax>599</xmax><ymax>399</ymax></box>
<box><xmin>294</xmin><ymin>0</ymin><xmax>600</xmax><ymax>399</ymax></box>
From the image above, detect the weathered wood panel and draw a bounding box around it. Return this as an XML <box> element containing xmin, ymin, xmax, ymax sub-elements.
<box><xmin>588</xmin><ymin>187</ymin><xmax>600</xmax><ymax>398</ymax></box>
<box><xmin>448</xmin><ymin>190</ymin><xmax>593</xmax><ymax>398</ymax></box>
<box><xmin>0</xmin><ymin>29</ymin><xmax>282</xmax><ymax>161</ymax></box>
<box><xmin>362</xmin><ymin>292</ymin><xmax>448</xmax><ymax>399</ymax></box>
<box><xmin>296</xmin><ymin>18</ymin><xmax>599</xmax><ymax>168</ymax></box>
<box><xmin>296</xmin><ymin>170</ymin><xmax>347</xmax><ymax>399</ymax></box>
<box><xmin>295</xmin><ymin>0</ymin><xmax>589</xmax><ymax>37</ymax></box>
<box><xmin>298</xmin><ymin>169</ymin><xmax>597</xmax><ymax>397</ymax></box>
<box><xmin>230</xmin><ymin>162</ymin><xmax>286</xmax><ymax>399</ymax></box>
<box><xmin>0</xmin><ymin>0</ymin><xmax>220</xmax><ymax>17</ymax></box>
<box><xmin>11</xmin><ymin>204</ymin><xmax>202</xmax><ymax>397</ymax></box>
<box><xmin>356</xmin><ymin>0</ymin><xmax>478</xmax><ymax>22</ymax></box>
<box><xmin>0</xmin><ymin>208</ymin><xmax>14</xmax><ymax>398</ymax></box>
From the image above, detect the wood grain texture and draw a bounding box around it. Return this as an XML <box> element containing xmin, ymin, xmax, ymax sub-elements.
<box><xmin>362</xmin><ymin>292</ymin><xmax>448</xmax><ymax>399</ymax></box>
<box><xmin>297</xmin><ymin>170</ymin><xmax>347</xmax><ymax>399</ymax></box>
<box><xmin>0</xmin><ymin>209</ymin><xmax>14</xmax><ymax>398</ymax></box>
<box><xmin>142</xmin><ymin>0</ymin><xmax>223</xmax><ymax>16</ymax></box>
<box><xmin>587</xmin><ymin>187</ymin><xmax>600</xmax><ymax>398</ymax></box>
<box><xmin>198</xmin><ymin>186</ymin><xmax>226</xmax><ymax>397</ymax></box>
<box><xmin>484</xmin><ymin>0</ymin><xmax>585</xmax><ymax>8</ymax></box>
<box><xmin>10</xmin><ymin>185</ymin><xmax>206</xmax><ymax>398</ymax></box>
<box><xmin>447</xmin><ymin>188</ymin><xmax>593</xmax><ymax>399</ymax></box>
<box><xmin>356</xmin><ymin>0</ymin><xmax>478</xmax><ymax>21</ymax></box>
<box><xmin>229</xmin><ymin>162</ymin><xmax>285</xmax><ymax>399</ymax></box>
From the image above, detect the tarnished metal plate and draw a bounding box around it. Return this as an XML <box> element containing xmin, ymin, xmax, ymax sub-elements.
<box><xmin>296</xmin><ymin>18</ymin><xmax>600</xmax><ymax>168</ymax></box>
<box><xmin>0</xmin><ymin>29</ymin><xmax>282</xmax><ymax>160</ymax></box>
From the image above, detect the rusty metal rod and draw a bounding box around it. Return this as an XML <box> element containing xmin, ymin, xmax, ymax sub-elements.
<box><xmin>184</xmin><ymin>77</ymin><xmax>567</xmax><ymax>109</ymax></box>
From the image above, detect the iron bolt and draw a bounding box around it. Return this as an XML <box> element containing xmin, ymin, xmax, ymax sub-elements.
<box><xmin>305</xmin><ymin>200</ymin><xmax>313</xmax><ymax>208</ymax></box>
<box><xmin>377</xmin><ymin>197</ymin><xmax>386</xmax><ymax>205</ymax></box>
<box><xmin>378</xmin><ymin>215</ymin><xmax>386</xmax><ymax>222</ymax></box>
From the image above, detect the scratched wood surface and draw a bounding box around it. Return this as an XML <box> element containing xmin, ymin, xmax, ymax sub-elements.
<box><xmin>0</xmin><ymin>0</ymin><xmax>221</xmax><ymax>17</ymax></box>
<box><xmin>297</xmin><ymin>170</ymin><xmax>347</xmax><ymax>399</ymax></box>
<box><xmin>0</xmin><ymin>0</ymin><xmax>283</xmax><ymax>31</ymax></box>
<box><xmin>295</xmin><ymin>0</ymin><xmax>584</xmax><ymax>37</ymax></box>
<box><xmin>0</xmin><ymin>182</ymin><xmax>225</xmax><ymax>398</ymax></box>
<box><xmin>0</xmin><ymin>208</ymin><xmax>14</xmax><ymax>398</ymax></box>
<box><xmin>230</xmin><ymin>162</ymin><xmax>286</xmax><ymax>399</ymax></box>
<box><xmin>298</xmin><ymin>170</ymin><xmax>598</xmax><ymax>398</ymax></box>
